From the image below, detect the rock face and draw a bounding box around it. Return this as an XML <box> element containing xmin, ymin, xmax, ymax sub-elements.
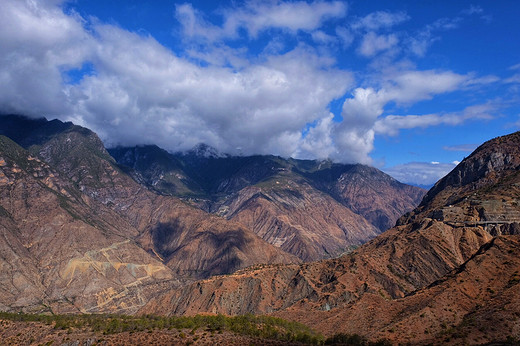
<box><xmin>0</xmin><ymin>115</ymin><xmax>296</xmax><ymax>313</ymax></box>
<box><xmin>109</xmin><ymin>147</ymin><xmax>425</xmax><ymax>260</ymax></box>
<box><xmin>141</xmin><ymin>131</ymin><xmax>520</xmax><ymax>344</ymax></box>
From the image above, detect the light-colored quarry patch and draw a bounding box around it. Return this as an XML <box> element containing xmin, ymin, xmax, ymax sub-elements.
<box><xmin>62</xmin><ymin>240</ymin><xmax>167</xmax><ymax>282</ymax></box>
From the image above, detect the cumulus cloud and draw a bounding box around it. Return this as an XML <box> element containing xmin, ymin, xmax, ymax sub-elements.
<box><xmin>384</xmin><ymin>161</ymin><xmax>457</xmax><ymax>186</ymax></box>
<box><xmin>69</xmin><ymin>27</ymin><xmax>352</xmax><ymax>155</ymax></box>
<box><xmin>335</xmin><ymin>71</ymin><xmax>494</xmax><ymax>162</ymax></box>
<box><xmin>228</xmin><ymin>0</ymin><xmax>347</xmax><ymax>37</ymax></box>
<box><xmin>0</xmin><ymin>0</ymin><xmax>352</xmax><ymax>157</ymax></box>
<box><xmin>0</xmin><ymin>0</ymin><xmax>504</xmax><ymax>168</ymax></box>
<box><xmin>341</xmin><ymin>70</ymin><xmax>470</xmax><ymax>131</ymax></box>
<box><xmin>296</xmin><ymin>114</ymin><xmax>336</xmax><ymax>159</ymax></box>
<box><xmin>0</xmin><ymin>0</ymin><xmax>93</xmax><ymax>116</ymax></box>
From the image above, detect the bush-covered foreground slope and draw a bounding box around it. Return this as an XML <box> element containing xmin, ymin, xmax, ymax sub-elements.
<box><xmin>142</xmin><ymin>131</ymin><xmax>520</xmax><ymax>345</ymax></box>
<box><xmin>0</xmin><ymin>312</ymin><xmax>393</xmax><ymax>345</ymax></box>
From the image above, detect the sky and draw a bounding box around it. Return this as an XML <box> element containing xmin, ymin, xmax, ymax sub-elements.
<box><xmin>0</xmin><ymin>0</ymin><xmax>519</xmax><ymax>186</ymax></box>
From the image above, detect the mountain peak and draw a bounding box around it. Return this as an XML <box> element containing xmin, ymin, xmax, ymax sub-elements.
<box><xmin>186</xmin><ymin>143</ymin><xmax>227</xmax><ymax>158</ymax></box>
<box><xmin>420</xmin><ymin>131</ymin><xmax>520</xmax><ymax>209</ymax></box>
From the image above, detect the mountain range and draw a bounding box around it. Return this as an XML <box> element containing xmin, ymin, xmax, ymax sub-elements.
<box><xmin>0</xmin><ymin>114</ymin><xmax>422</xmax><ymax>312</ymax></box>
<box><xmin>108</xmin><ymin>143</ymin><xmax>424</xmax><ymax>261</ymax></box>
<box><xmin>1</xmin><ymin>113</ymin><xmax>519</xmax><ymax>344</ymax></box>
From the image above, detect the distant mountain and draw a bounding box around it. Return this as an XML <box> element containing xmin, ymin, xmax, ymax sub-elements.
<box><xmin>109</xmin><ymin>144</ymin><xmax>425</xmax><ymax>260</ymax></box>
<box><xmin>142</xmin><ymin>131</ymin><xmax>520</xmax><ymax>344</ymax></box>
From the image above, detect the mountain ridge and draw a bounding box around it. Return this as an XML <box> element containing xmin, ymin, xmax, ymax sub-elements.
<box><xmin>108</xmin><ymin>141</ymin><xmax>425</xmax><ymax>260</ymax></box>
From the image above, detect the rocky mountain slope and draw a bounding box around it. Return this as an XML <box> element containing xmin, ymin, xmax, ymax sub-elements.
<box><xmin>301</xmin><ymin>163</ymin><xmax>425</xmax><ymax>231</ymax></box>
<box><xmin>141</xmin><ymin>131</ymin><xmax>520</xmax><ymax>344</ymax></box>
<box><xmin>0</xmin><ymin>115</ymin><xmax>297</xmax><ymax>314</ymax></box>
<box><xmin>109</xmin><ymin>145</ymin><xmax>424</xmax><ymax>261</ymax></box>
<box><xmin>0</xmin><ymin>135</ymin><xmax>174</xmax><ymax>314</ymax></box>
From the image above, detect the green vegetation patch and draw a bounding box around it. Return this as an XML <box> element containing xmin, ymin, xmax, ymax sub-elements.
<box><xmin>0</xmin><ymin>312</ymin><xmax>396</xmax><ymax>344</ymax></box>
<box><xmin>0</xmin><ymin>312</ymin><xmax>325</xmax><ymax>344</ymax></box>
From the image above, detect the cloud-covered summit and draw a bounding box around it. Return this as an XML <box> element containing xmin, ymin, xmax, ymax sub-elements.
<box><xmin>0</xmin><ymin>0</ymin><xmax>518</xmax><ymax>184</ymax></box>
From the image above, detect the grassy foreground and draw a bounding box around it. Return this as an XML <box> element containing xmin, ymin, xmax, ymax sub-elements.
<box><xmin>0</xmin><ymin>311</ymin><xmax>392</xmax><ymax>345</ymax></box>
<box><xmin>0</xmin><ymin>312</ymin><xmax>321</xmax><ymax>344</ymax></box>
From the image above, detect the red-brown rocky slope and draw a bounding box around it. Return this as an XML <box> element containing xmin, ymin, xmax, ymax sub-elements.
<box><xmin>27</xmin><ymin>120</ymin><xmax>297</xmax><ymax>278</ymax></box>
<box><xmin>109</xmin><ymin>146</ymin><xmax>424</xmax><ymax>261</ymax></box>
<box><xmin>0</xmin><ymin>136</ymin><xmax>174</xmax><ymax>314</ymax></box>
<box><xmin>218</xmin><ymin>180</ymin><xmax>380</xmax><ymax>262</ymax></box>
<box><xmin>303</xmin><ymin>163</ymin><xmax>425</xmax><ymax>232</ymax></box>
<box><xmin>141</xmin><ymin>131</ymin><xmax>520</xmax><ymax>344</ymax></box>
<box><xmin>0</xmin><ymin>115</ymin><xmax>297</xmax><ymax>314</ymax></box>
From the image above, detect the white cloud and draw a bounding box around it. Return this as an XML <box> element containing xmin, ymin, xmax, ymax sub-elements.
<box><xmin>342</xmin><ymin>69</ymin><xmax>470</xmax><ymax>131</ymax></box>
<box><xmin>505</xmin><ymin>74</ymin><xmax>520</xmax><ymax>84</ymax></box>
<box><xmin>335</xmin><ymin>26</ymin><xmax>354</xmax><ymax>48</ymax></box>
<box><xmin>296</xmin><ymin>113</ymin><xmax>335</xmax><ymax>159</ymax></box>
<box><xmin>406</xmin><ymin>16</ymin><xmax>463</xmax><ymax>57</ymax></box>
<box><xmin>351</xmin><ymin>11</ymin><xmax>409</xmax><ymax>31</ymax></box>
<box><xmin>0</xmin><ymin>0</ymin><xmax>353</xmax><ymax>159</ymax></box>
<box><xmin>462</xmin><ymin>5</ymin><xmax>483</xmax><ymax>16</ymax></box>
<box><xmin>175</xmin><ymin>3</ymin><xmax>226</xmax><ymax>42</ymax></box>
<box><xmin>333</xmin><ymin>127</ymin><xmax>375</xmax><ymax>164</ymax></box>
<box><xmin>510</xmin><ymin>63</ymin><xmax>520</xmax><ymax>71</ymax></box>
<box><xmin>358</xmin><ymin>32</ymin><xmax>399</xmax><ymax>57</ymax></box>
<box><xmin>384</xmin><ymin>161</ymin><xmax>457</xmax><ymax>186</ymax></box>
<box><xmin>176</xmin><ymin>0</ymin><xmax>347</xmax><ymax>41</ymax></box>
<box><xmin>226</xmin><ymin>0</ymin><xmax>347</xmax><ymax>37</ymax></box>
<box><xmin>0</xmin><ymin>0</ymin><xmax>505</xmax><ymax>168</ymax></box>
<box><xmin>337</xmin><ymin>71</ymin><xmax>491</xmax><ymax>162</ymax></box>
<box><xmin>0</xmin><ymin>0</ymin><xmax>93</xmax><ymax>116</ymax></box>
<box><xmin>443</xmin><ymin>144</ymin><xmax>478</xmax><ymax>152</ymax></box>
<box><xmin>374</xmin><ymin>103</ymin><xmax>495</xmax><ymax>136</ymax></box>
<box><xmin>389</xmin><ymin>70</ymin><xmax>467</xmax><ymax>102</ymax></box>
<box><xmin>68</xmin><ymin>25</ymin><xmax>352</xmax><ymax>156</ymax></box>
<box><xmin>311</xmin><ymin>30</ymin><xmax>337</xmax><ymax>45</ymax></box>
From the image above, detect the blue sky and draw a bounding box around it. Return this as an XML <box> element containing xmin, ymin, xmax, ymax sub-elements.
<box><xmin>0</xmin><ymin>0</ymin><xmax>519</xmax><ymax>186</ymax></box>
